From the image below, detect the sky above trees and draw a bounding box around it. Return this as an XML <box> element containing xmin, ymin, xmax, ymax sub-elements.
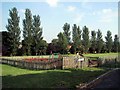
<box><xmin>1</xmin><ymin>1</ymin><xmax>118</xmax><ymax>43</ymax></box>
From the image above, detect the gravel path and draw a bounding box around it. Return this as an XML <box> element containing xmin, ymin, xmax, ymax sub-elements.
<box><xmin>91</xmin><ymin>69</ymin><xmax>120</xmax><ymax>89</ymax></box>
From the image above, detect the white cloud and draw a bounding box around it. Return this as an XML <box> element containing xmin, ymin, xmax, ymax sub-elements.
<box><xmin>46</xmin><ymin>0</ymin><xmax>59</xmax><ymax>7</ymax></box>
<box><xmin>92</xmin><ymin>12</ymin><xmax>96</xmax><ymax>15</ymax></box>
<box><xmin>67</xmin><ymin>6</ymin><xmax>76</xmax><ymax>12</ymax></box>
<box><xmin>99</xmin><ymin>16</ymin><xmax>113</xmax><ymax>23</ymax></box>
<box><xmin>91</xmin><ymin>8</ymin><xmax>117</xmax><ymax>23</ymax></box>
<box><xmin>99</xmin><ymin>8</ymin><xmax>117</xmax><ymax>23</ymax></box>
<box><xmin>73</xmin><ymin>13</ymin><xmax>84</xmax><ymax>24</ymax></box>
<box><xmin>88</xmin><ymin>11</ymin><xmax>96</xmax><ymax>16</ymax></box>
<box><xmin>102</xmin><ymin>8</ymin><xmax>112</xmax><ymax>14</ymax></box>
<box><xmin>81</xmin><ymin>1</ymin><xmax>93</xmax><ymax>10</ymax></box>
<box><xmin>19</xmin><ymin>9</ymin><xmax>25</xmax><ymax>13</ymax></box>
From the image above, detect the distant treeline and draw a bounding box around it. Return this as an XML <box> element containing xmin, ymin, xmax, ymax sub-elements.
<box><xmin>2</xmin><ymin>7</ymin><xmax>120</xmax><ymax>56</ymax></box>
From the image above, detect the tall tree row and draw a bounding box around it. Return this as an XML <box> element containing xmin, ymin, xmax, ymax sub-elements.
<box><xmin>6</xmin><ymin>7</ymin><xmax>21</xmax><ymax>56</ymax></box>
<box><xmin>5</xmin><ymin>7</ymin><xmax>119</xmax><ymax>56</ymax></box>
<box><xmin>22</xmin><ymin>9</ymin><xmax>46</xmax><ymax>56</ymax></box>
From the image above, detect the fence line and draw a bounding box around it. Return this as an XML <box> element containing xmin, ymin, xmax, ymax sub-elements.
<box><xmin>0</xmin><ymin>56</ymin><xmax>119</xmax><ymax>70</ymax></box>
<box><xmin>1</xmin><ymin>58</ymin><xmax>63</xmax><ymax>70</ymax></box>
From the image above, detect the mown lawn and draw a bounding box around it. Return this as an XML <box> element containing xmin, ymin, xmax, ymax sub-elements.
<box><xmin>83</xmin><ymin>53</ymin><xmax>118</xmax><ymax>58</ymax></box>
<box><xmin>0</xmin><ymin>53</ymin><xmax>118</xmax><ymax>60</ymax></box>
<box><xmin>1</xmin><ymin>64</ymin><xmax>107</xmax><ymax>88</ymax></box>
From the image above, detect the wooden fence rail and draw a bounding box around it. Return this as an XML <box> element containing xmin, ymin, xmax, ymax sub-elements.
<box><xmin>1</xmin><ymin>58</ymin><xmax>63</xmax><ymax>70</ymax></box>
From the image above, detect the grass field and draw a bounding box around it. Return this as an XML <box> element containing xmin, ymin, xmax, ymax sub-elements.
<box><xmin>0</xmin><ymin>53</ymin><xmax>118</xmax><ymax>60</ymax></box>
<box><xmin>83</xmin><ymin>53</ymin><xmax>118</xmax><ymax>58</ymax></box>
<box><xmin>1</xmin><ymin>64</ymin><xmax>107</xmax><ymax>88</ymax></box>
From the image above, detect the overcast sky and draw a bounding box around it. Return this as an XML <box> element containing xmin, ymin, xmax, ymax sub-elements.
<box><xmin>0</xmin><ymin>0</ymin><xmax>118</xmax><ymax>43</ymax></box>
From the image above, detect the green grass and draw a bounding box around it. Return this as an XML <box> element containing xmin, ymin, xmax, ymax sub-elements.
<box><xmin>83</xmin><ymin>53</ymin><xmax>118</xmax><ymax>58</ymax></box>
<box><xmin>0</xmin><ymin>53</ymin><xmax>118</xmax><ymax>60</ymax></box>
<box><xmin>1</xmin><ymin>64</ymin><xmax>107</xmax><ymax>88</ymax></box>
<box><xmin>60</xmin><ymin>53</ymin><xmax>118</xmax><ymax>59</ymax></box>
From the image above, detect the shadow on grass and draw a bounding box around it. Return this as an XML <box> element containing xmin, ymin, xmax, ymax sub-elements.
<box><xmin>100</xmin><ymin>62</ymin><xmax>120</xmax><ymax>68</ymax></box>
<box><xmin>2</xmin><ymin>68</ymin><xmax>107</xmax><ymax>89</ymax></box>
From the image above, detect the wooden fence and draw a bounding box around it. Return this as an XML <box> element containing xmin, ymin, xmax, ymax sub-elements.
<box><xmin>1</xmin><ymin>56</ymin><xmax>92</xmax><ymax>70</ymax></box>
<box><xmin>87</xmin><ymin>57</ymin><xmax>119</xmax><ymax>67</ymax></box>
<box><xmin>1</xmin><ymin>56</ymin><xmax>119</xmax><ymax>70</ymax></box>
<box><xmin>1</xmin><ymin>58</ymin><xmax>63</xmax><ymax>70</ymax></box>
<box><xmin>62</xmin><ymin>56</ymin><xmax>88</xmax><ymax>69</ymax></box>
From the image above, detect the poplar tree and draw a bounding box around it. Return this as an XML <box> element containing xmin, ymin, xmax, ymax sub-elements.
<box><xmin>90</xmin><ymin>31</ymin><xmax>96</xmax><ymax>53</ymax></box>
<box><xmin>63</xmin><ymin>23</ymin><xmax>71</xmax><ymax>44</ymax></box>
<box><xmin>6</xmin><ymin>7</ymin><xmax>21</xmax><ymax>56</ymax></box>
<box><xmin>72</xmin><ymin>24</ymin><xmax>82</xmax><ymax>53</ymax></box>
<box><xmin>57</xmin><ymin>32</ymin><xmax>68</xmax><ymax>54</ymax></box>
<box><xmin>105</xmin><ymin>30</ymin><xmax>113</xmax><ymax>53</ymax></box>
<box><xmin>32</xmin><ymin>15</ymin><xmax>43</xmax><ymax>55</ymax></box>
<box><xmin>23</xmin><ymin>9</ymin><xmax>33</xmax><ymax>55</ymax></box>
<box><xmin>96</xmin><ymin>29</ymin><xmax>104</xmax><ymax>53</ymax></box>
<box><xmin>82</xmin><ymin>26</ymin><xmax>90</xmax><ymax>53</ymax></box>
<box><xmin>113</xmin><ymin>34</ymin><xmax>119</xmax><ymax>52</ymax></box>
